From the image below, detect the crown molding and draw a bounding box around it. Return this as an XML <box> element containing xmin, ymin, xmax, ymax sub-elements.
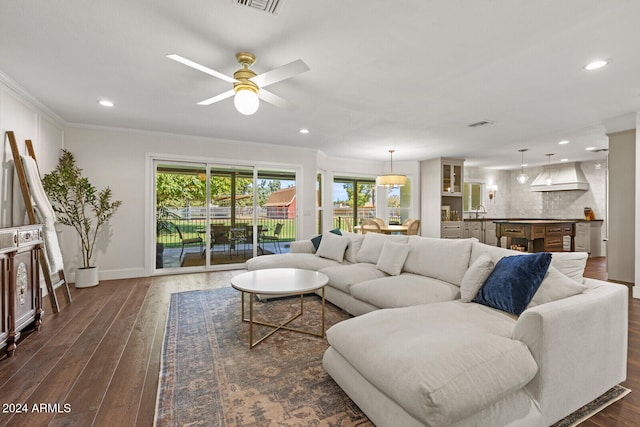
<box><xmin>0</xmin><ymin>69</ymin><xmax>66</xmax><ymax>125</ymax></box>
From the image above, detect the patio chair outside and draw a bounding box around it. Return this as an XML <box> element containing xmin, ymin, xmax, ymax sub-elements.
<box><xmin>174</xmin><ymin>223</ymin><xmax>203</xmax><ymax>255</ymax></box>
<box><xmin>261</xmin><ymin>223</ymin><xmax>284</xmax><ymax>253</ymax></box>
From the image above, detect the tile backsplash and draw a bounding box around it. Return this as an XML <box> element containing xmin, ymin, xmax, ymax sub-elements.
<box><xmin>465</xmin><ymin>160</ymin><xmax>607</xmax><ymax>250</ymax></box>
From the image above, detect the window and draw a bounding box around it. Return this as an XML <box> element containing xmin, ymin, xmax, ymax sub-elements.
<box><xmin>333</xmin><ymin>176</ymin><xmax>377</xmax><ymax>232</ymax></box>
<box><xmin>154</xmin><ymin>160</ymin><xmax>296</xmax><ymax>271</ymax></box>
<box><xmin>463</xmin><ymin>182</ymin><xmax>485</xmax><ymax>211</ymax></box>
<box><xmin>385</xmin><ymin>178</ymin><xmax>411</xmax><ymax>224</ymax></box>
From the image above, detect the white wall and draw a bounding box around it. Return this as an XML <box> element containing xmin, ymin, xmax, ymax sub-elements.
<box><xmin>63</xmin><ymin>126</ymin><xmax>322</xmax><ymax>279</ymax></box>
<box><xmin>607</xmin><ymin>130</ymin><xmax>635</xmax><ymax>284</ymax></box>
<box><xmin>636</xmin><ymin>114</ymin><xmax>640</xmax><ymax>298</ymax></box>
<box><xmin>0</xmin><ymin>78</ymin><xmax>64</xmax><ymax>228</ymax></box>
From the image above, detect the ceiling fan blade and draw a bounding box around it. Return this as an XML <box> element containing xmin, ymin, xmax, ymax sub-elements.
<box><xmin>251</xmin><ymin>59</ymin><xmax>309</xmax><ymax>88</ymax></box>
<box><xmin>197</xmin><ymin>89</ymin><xmax>235</xmax><ymax>106</ymax></box>
<box><xmin>258</xmin><ymin>89</ymin><xmax>298</xmax><ymax>111</ymax></box>
<box><xmin>167</xmin><ymin>54</ymin><xmax>237</xmax><ymax>83</ymax></box>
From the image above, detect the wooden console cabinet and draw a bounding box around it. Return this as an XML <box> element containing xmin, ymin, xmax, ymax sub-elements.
<box><xmin>1</xmin><ymin>225</ymin><xmax>43</xmax><ymax>357</ymax></box>
<box><xmin>494</xmin><ymin>220</ymin><xmax>576</xmax><ymax>253</ymax></box>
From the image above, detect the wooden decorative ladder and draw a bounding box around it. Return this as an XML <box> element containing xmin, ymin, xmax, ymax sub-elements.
<box><xmin>6</xmin><ymin>130</ymin><xmax>72</xmax><ymax>313</ymax></box>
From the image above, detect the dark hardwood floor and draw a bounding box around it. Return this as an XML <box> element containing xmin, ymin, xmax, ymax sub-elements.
<box><xmin>0</xmin><ymin>258</ymin><xmax>638</xmax><ymax>426</ymax></box>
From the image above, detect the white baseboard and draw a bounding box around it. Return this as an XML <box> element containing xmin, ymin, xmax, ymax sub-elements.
<box><xmin>633</xmin><ymin>285</ymin><xmax>640</xmax><ymax>300</ymax></box>
<box><xmin>67</xmin><ymin>267</ymin><xmax>146</xmax><ymax>284</ymax></box>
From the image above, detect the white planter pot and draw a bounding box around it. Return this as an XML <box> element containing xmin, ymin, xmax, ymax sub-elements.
<box><xmin>75</xmin><ymin>266</ymin><xmax>99</xmax><ymax>288</ymax></box>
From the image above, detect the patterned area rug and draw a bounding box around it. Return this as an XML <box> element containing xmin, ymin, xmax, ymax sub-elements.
<box><xmin>155</xmin><ymin>287</ymin><xmax>629</xmax><ymax>426</ymax></box>
<box><xmin>550</xmin><ymin>384</ymin><xmax>630</xmax><ymax>427</ymax></box>
<box><xmin>155</xmin><ymin>287</ymin><xmax>371</xmax><ymax>426</ymax></box>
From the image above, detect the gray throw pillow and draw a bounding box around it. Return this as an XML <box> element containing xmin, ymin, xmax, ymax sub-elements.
<box><xmin>460</xmin><ymin>255</ymin><xmax>494</xmax><ymax>302</ymax></box>
<box><xmin>376</xmin><ymin>240</ymin><xmax>410</xmax><ymax>276</ymax></box>
<box><xmin>315</xmin><ymin>231</ymin><xmax>351</xmax><ymax>262</ymax></box>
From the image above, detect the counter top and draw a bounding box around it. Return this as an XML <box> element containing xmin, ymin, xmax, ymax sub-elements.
<box><xmin>464</xmin><ymin>217</ymin><xmax>603</xmax><ymax>223</ymax></box>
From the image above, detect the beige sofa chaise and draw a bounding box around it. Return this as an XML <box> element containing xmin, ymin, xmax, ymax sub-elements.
<box><xmin>246</xmin><ymin>231</ymin><xmax>628</xmax><ymax>426</ymax></box>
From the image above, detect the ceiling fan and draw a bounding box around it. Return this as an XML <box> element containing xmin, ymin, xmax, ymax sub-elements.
<box><xmin>167</xmin><ymin>52</ymin><xmax>309</xmax><ymax>115</ymax></box>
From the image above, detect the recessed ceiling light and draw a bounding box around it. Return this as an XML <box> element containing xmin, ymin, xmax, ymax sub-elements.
<box><xmin>558</xmin><ymin>140</ymin><xmax>569</xmax><ymax>145</ymax></box>
<box><xmin>98</xmin><ymin>99</ymin><xmax>114</xmax><ymax>107</ymax></box>
<box><xmin>560</xmin><ymin>158</ymin><xmax>569</xmax><ymax>162</ymax></box>
<box><xmin>585</xmin><ymin>147</ymin><xmax>597</xmax><ymax>151</ymax></box>
<box><xmin>299</xmin><ymin>128</ymin><xmax>309</xmax><ymax>134</ymax></box>
<box><xmin>584</xmin><ymin>60</ymin><xmax>608</xmax><ymax>70</ymax></box>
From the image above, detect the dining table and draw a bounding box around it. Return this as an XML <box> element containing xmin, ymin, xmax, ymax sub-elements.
<box><xmin>354</xmin><ymin>224</ymin><xmax>409</xmax><ymax>234</ymax></box>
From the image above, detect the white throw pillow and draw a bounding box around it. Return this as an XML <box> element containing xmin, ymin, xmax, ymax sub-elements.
<box><xmin>548</xmin><ymin>252</ymin><xmax>589</xmax><ymax>283</ymax></box>
<box><xmin>315</xmin><ymin>231</ymin><xmax>351</xmax><ymax>262</ymax></box>
<box><xmin>356</xmin><ymin>233</ymin><xmax>409</xmax><ymax>264</ymax></box>
<box><xmin>527</xmin><ymin>266</ymin><xmax>586</xmax><ymax>309</ymax></box>
<box><xmin>376</xmin><ymin>240</ymin><xmax>411</xmax><ymax>276</ymax></box>
<box><xmin>344</xmin><ymin>234</ymin><xmax>365</xmax><ymax>264</ymax></box>
<box><xmin>460</xmin><ymin>255</ymin><xmax>495</xmax><ymax>302</ymax></box>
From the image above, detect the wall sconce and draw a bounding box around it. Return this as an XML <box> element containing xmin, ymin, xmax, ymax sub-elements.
<box><xmin>488</xmin><ymin>185</ymin><xmax>498</xmax><ymax>201</ymax></box>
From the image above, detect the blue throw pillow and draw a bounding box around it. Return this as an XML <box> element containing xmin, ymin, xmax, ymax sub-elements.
<box><xmin>473</xmin><ymin>252</ymin><xmax>552</xmax><ymax>316</ymax></box>
<box><xmin>311</xmin><ymin>228</ymin><xmax>342</xmax><ymax>251</ymax></box>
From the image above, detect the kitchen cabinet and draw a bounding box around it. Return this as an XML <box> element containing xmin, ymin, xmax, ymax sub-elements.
<box><xmin>463</xmin><ymin>220</ymin><xmax>497</xmax><ymax>245</ymax></box>
<box><xmin>1</xmin><ymin>225</ymin><xmax>43</xmax><ymax>357</ymax></box>
<box><xmin>442</xmin><ymin>160</ymin><xmax>463</xmax><ymax>196</ymax></box>
<box><xmin>484</xmin><ymin>221</ymin><xmax>497</xmax><ymax>246</ymax></box>
<box><xmin>574</xmin><ymin>221</ymin><xmax>603</xmax><ymax>257</ymax></box>
<box><xmin>494</xmin><ymin>220</ymin><xmax>576</xmax><ymax>253</ymax></box>
<box><xmin>420</xmin><ymin>157</ymin><xmax>465</xmax><ymax>238</ymax></box>
<box><xmin>463</xmin><ymin>221</ymin><xmax>483</xmax><ymax>241</ymax></box>
<box><xmin>441</xmin><ymin>221</ymin><xmax>464</xmax><ymax>239</ymax></box>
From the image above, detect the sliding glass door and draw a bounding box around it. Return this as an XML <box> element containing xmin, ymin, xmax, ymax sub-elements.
<box><xmin>154</xmin><ymin>160</ymin><xmax>296</xmax><ymax>271</ymax></box>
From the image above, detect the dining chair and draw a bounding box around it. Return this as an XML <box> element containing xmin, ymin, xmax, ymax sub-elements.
<box><xmin>406</xmin><ymin>219</ymin><xmax>421</xmax><ymax>235</ymax></box>
<box><xmin>373</xmin><ymin>217</ymin><xmax>387</xmax><ymax>228</ymax></box>
<box><xmin>361</xmin><ymin>219</ymin><xmax>382</xmax><ymax>234</ymax></box>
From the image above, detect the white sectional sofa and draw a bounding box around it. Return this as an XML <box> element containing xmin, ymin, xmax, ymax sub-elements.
<box><xmin>245</xmin><ymin>231</ymin><xmax>628</xmax><ymax>427</ymax></box>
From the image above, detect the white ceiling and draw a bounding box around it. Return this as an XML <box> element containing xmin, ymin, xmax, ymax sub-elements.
<box><xmin>1</xmin><ymin>0</ymin><xmax>638</xmax><ymax>169</ymax></box>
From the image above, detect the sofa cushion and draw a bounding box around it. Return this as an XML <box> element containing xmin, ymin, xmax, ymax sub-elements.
<box><xmin>474</xmin><ymin>253</ymin><xmax>552</xmax><ymax>315</ymax></box>
<box><xmin>326</xmin><ymin>302</ymin><xmax>535</xmax><ymax>426</ymax></box>
<box><xmin>460</xmin><ymin>254</ymin><xmax>495</xmax><ymax>302</ymax></box>
<box><xmin>246</xmin><ymin>253</ymin><xmax>341</xmax><ymax>271</ymax></box>
<box><xmin>315</xmin><ymin>231</ymin><xmax>351</xmax><ymax>262</ymax></box>
<box><xmin>376</xmin><ymin>240</ymin><xmax>410</xmax><ymax>276</ymax></box>
<box><xmin>350</xmin><ymin>273</ymin><xmax>460</xmax><ymax>309</ymax></box>
<box><xmin>527</xmin><ymin>265</ymin><xmax>586</xmax><ymax>309</ymax></box>
<box><xmin>403</xmin><ymin>236</ymin><xmax>473</xmax><ymax>286</ymax></box>
<box><xmin>355</xmin><ymin>233</ymin><xmax>409</xmax><ymax>264</ymax></box>
<box><xmin>319</xmin><ymin>263</ymin><xmax>388</xmax><ymax>294</ymax></box>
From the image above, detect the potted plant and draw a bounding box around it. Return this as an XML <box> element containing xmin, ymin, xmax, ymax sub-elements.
<box><xmin>42</xmin><ymin>150</ymin><xmax>122</xmax><ymax>288</ymax></box>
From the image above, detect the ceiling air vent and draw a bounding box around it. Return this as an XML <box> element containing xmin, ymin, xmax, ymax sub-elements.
<box><xmin>233</xmin><ymin>0</ymin><xmax>284</xmax><ymax>15</ymax></box>
<box><xmin>467</xmin><ymin>120</ymin><xmax>494</xmax><ymax>128</ymax></box>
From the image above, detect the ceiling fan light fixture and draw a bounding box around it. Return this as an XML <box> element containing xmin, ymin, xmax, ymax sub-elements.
<box><xmin>377</xmin><ymin>149</ymin><xmax>406</xmax><ymax>188</ymax></box>
<box><xmin>233</xmin><ymin>86</ymin><xmax>259</xmax><ymax>115</ymax></box>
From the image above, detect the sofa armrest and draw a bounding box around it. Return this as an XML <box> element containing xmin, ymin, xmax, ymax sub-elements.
<box><xmin>512</xmin><ymin>279</ymin><xmax>628</xmax><ymax>426</ymax></box>
<box><xmin>290</xmin><ymin>240</ymin><xmax>316</xmax><ymax>254</ymax></box>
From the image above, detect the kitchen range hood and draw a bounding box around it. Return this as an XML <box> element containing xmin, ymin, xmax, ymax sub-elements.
<box><xmin>530</xmin><ymin>162</ymin><xmax>589</xmax><ymax>191</ymax></box>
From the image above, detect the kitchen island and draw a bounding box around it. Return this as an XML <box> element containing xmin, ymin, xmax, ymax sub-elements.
<box><xmin>494</xmin><ymin>220</ymin><xmax>576</xmax><ymax>253</ymax></box>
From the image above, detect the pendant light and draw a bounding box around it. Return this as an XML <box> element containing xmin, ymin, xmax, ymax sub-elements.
<box><xmin>376</xmin><ymin>149</ymin><xmax>407</xmax><ymax>188</ymax></box>
<box><xmin>544</xmin><ymin>153</ymin><xmax>554</xmax><ymax>185</ymax></box>
<box><xmin>516</xmin><ymin>149</ymin><xmax>529</xmax><ymax>184</ymax></box>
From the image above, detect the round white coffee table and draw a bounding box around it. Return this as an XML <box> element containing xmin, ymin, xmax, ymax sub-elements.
<box><xmin>231</xmin><ymin>268</ymin><xmax>329</xmax><ymax>348</ymax></box>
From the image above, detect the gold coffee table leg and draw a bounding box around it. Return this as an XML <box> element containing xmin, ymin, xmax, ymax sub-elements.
<box><xmin>240</xmin><ymin>289</ymin><xmax>326</xmax><ymax>349</ymax></box>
